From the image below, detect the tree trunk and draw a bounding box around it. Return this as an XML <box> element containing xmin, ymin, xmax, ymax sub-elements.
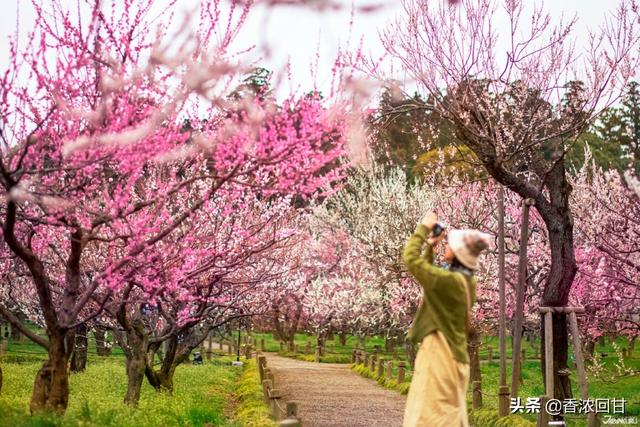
<box><xmin>583</xmin><ymin>340</ymin><xmax>596</xmax><ymax>363</ymax></box>
<box><xmin>94</xmin><ymin>328</ymin><xmax>112</xmax><ymax>356</ymax></box>
<box><xmin>70</xmin><ymin>324</ymin><xmax>87</xmax><ymax>373</ymax></box>
<box><xmin>536</xmin><ymin>168</ymin><xmax>578</xmax><ymax>404</ymax></box>
<box><xmin>541</xmin><ymin>313</ymin><xmax>572</xmax><ymax>401</ymax></box>
<box><xmin>146</xmin><ymin>365</ymin><xmax>177</xmax><ymax>393</ymax></box>
<box><xmin>468</xmin><ymin>327</ymin><xmax>482</xmax><ymax>383</ymax></box>
<box><xmin>29</xmin><ymin>335</ymin><xmax>70</xmax><ymax>414</ymax></box>
<box><xmin>125</xmin><ymin>355</ymin><xmax>146</xmax><ymax>406</ymax></box>
<box><xmin>404</xmin><ymin>337</ymin><xmax>417</xmax><ymax>368</ymax></box>
<box><xmin>145</xmin><ymin>335</ymin><xmax>182</xmax><ymax>394</ymax></box>
<box><xmin>339</xmin><ymin>332</ymin><xmax>347</xmax><ymax>346</ymax></box>
<box><xmin>10</xmin><ymin>323</ymin><xmax>20</xmax><ymax>340</ymax></box>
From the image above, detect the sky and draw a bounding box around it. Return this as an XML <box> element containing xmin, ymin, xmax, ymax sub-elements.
<box><xmin>0</xmin><ymin>0</ymin><xmax>622</xmax><ymax>97</ymax></box>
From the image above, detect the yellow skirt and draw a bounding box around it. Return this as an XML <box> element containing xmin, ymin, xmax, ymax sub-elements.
<box><xmin>403</xmin><ymin>331</ymin><xmax>470</xmax><ymax>427</ymax></box>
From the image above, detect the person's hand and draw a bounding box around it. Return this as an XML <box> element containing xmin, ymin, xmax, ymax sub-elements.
<box><xmin>427</xmin><ymin>230</ymin><xmax>446</xmax><ymax>247</ymax></box>
<box><xmin>420</xmin><ymin>211</ymin><xmax>438</xmax><ymax>229</ymax></box>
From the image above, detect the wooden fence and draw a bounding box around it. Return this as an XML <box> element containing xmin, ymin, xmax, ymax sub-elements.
<box><xmin>256</xmin><ymin>353</ymin><xmax>303</xmax><ymax>427</ymax></box>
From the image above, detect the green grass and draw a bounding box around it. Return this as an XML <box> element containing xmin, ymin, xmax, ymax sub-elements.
<box><xmin>233</xmin><ymin>359</ymin><xmax>277</xmax><ymax>427</ymax></box>
<box><xmin>248</xmin><ymin>331</ymin><xmax>411</xmax><ymax>359</ymax></box>
<box><xmin>351</xmin><ymin>364</ymin><xmax>411</xmax><ymax>394</ymax></box>
<box><xmin>0</xmin><ymin>356</ymin><xmax>243</xmax><ymax>427</ymax></box>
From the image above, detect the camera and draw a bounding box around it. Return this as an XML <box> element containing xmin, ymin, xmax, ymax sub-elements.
<box><xmin>432</xmin><ymin>222</ymin><xmax>446</xmax><ymax>237</ymax></box>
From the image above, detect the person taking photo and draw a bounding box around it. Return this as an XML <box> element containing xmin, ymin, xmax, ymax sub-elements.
<box><xmin>402</xmin><ymin>211</ymin><xmax>491</xmax><ymax>427</ymax></box>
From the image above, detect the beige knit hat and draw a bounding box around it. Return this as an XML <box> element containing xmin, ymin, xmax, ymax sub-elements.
<box><xmin>447</xmin><ymin>229</ymin><xmax>492</xmax><ymax>271</ymax></box>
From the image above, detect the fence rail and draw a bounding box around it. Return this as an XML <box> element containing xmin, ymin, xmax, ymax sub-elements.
<box><xmin>256</xmin><ymin>353</ymin><xmax>303</xmax><ymax>427</ymax></box>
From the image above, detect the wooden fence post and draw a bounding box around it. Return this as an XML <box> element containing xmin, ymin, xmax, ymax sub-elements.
<box><xmin>279</xmin><ymin>401</ymin><xmax>301</xmax><ymax>427</ymax></box>
<box><xmin>568</xmin><ymin>311</ymin><xmax>598</xmax><ymax>427</ymax></box>
<box><xmin>377</xmin><ymin>357</ymin><xmax>385</xmax><ymax>377</ymax></box>
<box><xmin>305</xmin><ymin>342</ymin><xmax>311</xmax><ymax>355</ymax></box>
<box><xmin>385</xmin><ymin>361</ymin><xmax>392</xmax><ymax>380</ymax></box>
<box><xmin>521</xmin><ymin>348</ymin><xmax>526</xmax><ymax>364</ymax></box>
<box><xmin>262</xmin><ymin>379</ymin><xmax>273</xmax><ymax>403</ymax></box>
<box><xmin>544</xmin><ymin>311</ymin><xmax>554</xmax><ymax>398</ymax></box>
<box><xmin>536</xmin><ymin>396</ymin><xmax>550</xmax><ymax>427</ymax></box>
<box><xmin>260</xmin><ymin>338</ymin><xmax>265</xmax><ymax>352</ymax></box>
<box><xmin>397</xmin><ymin>361</ymin><xmax>406</xmax><ymax>383</ymax></box>
<box><xmin>315</xmin><ymin>346</ymin><xmax>321</xmax><ymax>363</ymax></box>
<box><xmin>488</xmin><ymin>346</ymin><xmax>493</xmax><ymax>364</ymax></box>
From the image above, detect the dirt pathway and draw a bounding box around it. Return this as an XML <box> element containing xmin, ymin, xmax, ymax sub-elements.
<box><xmin>204</xmin><ymin>340</ymin><xmax>407</xmax><ymax>426</ymax></box>
<box><xmin>264</xmin><ymin>353</ymin><xmax>406</xmax><ymax>427</ymax></box>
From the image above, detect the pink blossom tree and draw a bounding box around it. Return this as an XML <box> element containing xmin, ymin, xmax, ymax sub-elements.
<box><xmin>0</xmin><ymin>0</ymin><xmax>349</xmax><ymax>413</ymax></box>
<box><xmin>353</xmin><ymin>0</ymin><xmax>640</xmax><ymax>399</ymax></box>
<box><xmin>571</xmin><ymin>159</ymin><xmax>640</xmax><ymax>353</ymax></box>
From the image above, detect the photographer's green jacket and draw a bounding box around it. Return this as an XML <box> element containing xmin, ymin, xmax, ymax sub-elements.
<box><xmin>403</xmin><ymin>224</ymin><xmax>477</xmax><ymax>364</ymax></box>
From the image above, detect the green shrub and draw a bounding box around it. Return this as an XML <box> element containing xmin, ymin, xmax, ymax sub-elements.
<box><xmin>351</xmin><ymin>364</ymin><xmax>411</xmax><ymax>395</ymax></box>
<box><xmin>277</xmin><ymin>351</ymin><xmax>352</xmax><ymax>364</ymax></box>
<box><xmin>233</xmin><ymin>360</ymin><xmax>277</xmax><ymax>427</ymax></box>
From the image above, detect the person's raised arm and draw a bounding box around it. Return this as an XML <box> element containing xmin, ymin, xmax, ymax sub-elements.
<box><xmin>403</xmin><ymin>212</ymin><xmax>447</xmax><ymax>289</ymax></box>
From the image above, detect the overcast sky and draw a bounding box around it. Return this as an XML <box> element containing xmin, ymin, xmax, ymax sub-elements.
<box><xmin>0</xmin><ymin>0</ymin><xmax>621</xmax><ymax>97</ymax></box>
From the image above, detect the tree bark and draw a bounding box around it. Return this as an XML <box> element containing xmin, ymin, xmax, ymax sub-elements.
<box><xmin>70</xmin><ymin>324</ymin><xmax>87</xmax><ymax>373</ymax></box>
<box><xmin>125</xmin><ymin>354</ymin><xmax>146</xmax><ymax>406</ymax></box>
<box><xmin>10</xmin><ymin>323</ymin><xmax>20</xmax><ymax>340</ymax></box>
<box><xmin>94</xmin><ymin>328</ymin><xmax>112</xmax><ymax>356</ymax></box>
<box><xmin>29</xmin><ymin>334</ymin><xmax>70</xmax><ymax>414</ymax></box>
<box><xmin>339</xmin><ymin>332</ymin><xmax>347</xmax><ymax>346</ymax></box>
<box><xmin>583</xmin><ymin>340</ymin><xmax>596</xmax><ymax>363</ymax></box>
<box><xmin>145</xmin><ymin>336</ymin><xmax>183</xmax><ymax>393</ymax></box>
<box><xmin>123</xmin><ymin>323</ymin><xmax>148</xmax><ymax>406</ymax></box>
<box><xmin>405</xmin><ymin>337</ymin><xmax>417</xmax><ymax>368</ymax></box>
<box><xmin>113</xmin><ymin>310</ymin><xmax>150</xmax><ymax>406</ymax></box>
<box><xmin>468</xmin><ymin>327</ymin><xmax>482</xmax><ymax>383</ymax></box>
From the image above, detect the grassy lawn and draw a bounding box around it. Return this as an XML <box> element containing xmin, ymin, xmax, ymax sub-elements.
<box><xmin>0</xmin><ymin>338</ymin><xmax>274</xmax><ymax>427</ymax></box>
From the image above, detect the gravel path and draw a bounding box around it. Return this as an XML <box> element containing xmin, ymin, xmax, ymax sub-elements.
<box><xmin>264</xmin><ymin>353</ymin><xmax>407</xmax><ymax>427</ymax></box>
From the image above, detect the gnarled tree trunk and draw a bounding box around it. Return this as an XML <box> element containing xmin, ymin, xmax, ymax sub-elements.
<box><xmin>145</xmin><ymin>335</ymin><xmax>189</xmax><ymax>393</ymax></box>
<box><xmin>123</xmin><ymin>325</ymin><xmax>148</xmax><ymax>406</ymax></box>
<box><xmin>112</xmin><ymin>312</ymin><xmax>150</xmax><ymax>406</ymax></box>
<box><xmin>30</xmin><ymin>334</ymin><xmax>70</xmax><ymax>414</ymax></box>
